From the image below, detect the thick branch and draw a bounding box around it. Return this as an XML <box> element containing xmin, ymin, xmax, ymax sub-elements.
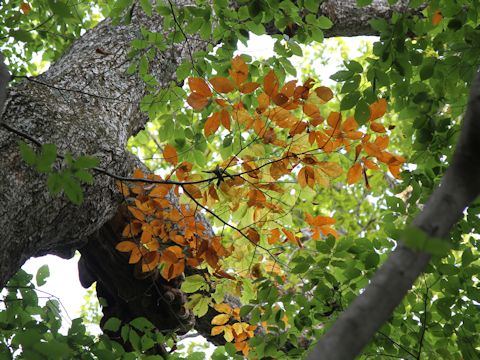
<box><xmin>0</xmin><ymin>0</ymin><xmax>205</xmax><ymax>288</ymax></box>
<box><xmin>307</xmin><ymin>71</ymin><xmax>480</xmax><ymax>359</ymax></box>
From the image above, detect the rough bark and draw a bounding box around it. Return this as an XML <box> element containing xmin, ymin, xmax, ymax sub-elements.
<box><xmin>306</xmin><ymin>71</ymin><xmax>480</xmax><ymax>359</ymax></box>
<box><xmin>0</xmin><ymin>1</ymin><xmax>204</xmax><ymax>288</ymax></box>
<box><xmin>320</xmin><ymin>0</ymin><xmax>415</xmax><ymax>38</ymax></box>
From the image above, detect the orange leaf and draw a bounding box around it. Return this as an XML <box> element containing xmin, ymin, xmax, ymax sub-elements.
<box><xmin>264</xmin><ymin>70</ymin><xmax>279</xmax><ymax>97</ymax></box>
<box><xmin>122</xmin><ymin>222</ymin><xmax>142</xmax><ymax>238</ymax></box>
<box><xmin>303</xmin><ymin>102</ymin><xmax>320</xmax><ymax>118</ymax></box>
<box><xmin>268</xmin><ymin>228</ymin><xmax>281</xmax><ymax>245</ymax></box>
<box><xmin>230</xmin><ymin>56</ymin><xmax>248</xmax><ymax>86</ymax></box>
<box><xmin>432</xmin><ymin>9</ymin><xmax>443</xmax><ymax>26</ymax></box>
<box><xmin>20</xmin><ymin>2</ymin><xmax>31</xmax><ymax>14</ymax></box>
<box><xmin>210</xmin><ymin>76</ymin><xmax>235</xmax><ymax>93</ymax></box>
<box><xmin>239</xmin><ymin>82</ymin><xmax>259</xmax><ymax>94</ymax></box>
<box><xmin>163</xmin><ymin>144</ymin><xmax>178</xmax><ymax>165</ymax></box>
<box><xmin>115</xmin><ymin>241</ymin><xmax>137</xmax><ymax>252</ymax></box>
<box><xmin>188</xmin><ymin>77</ymin><xmax>212</xmax><ymax>97</ymax></box>
<box><xmin>220</xmin><ymin>109</ymin><xmax>231</xmax><ymax>130</ymax></box>
<box><xmin>187</xmin><ymin>92</ymin><xmax>209</xmax><ymax>110</ymax></box>
<box><xmin>369</xmin><ymin>98</ymin><xmax>387</xmax><ymax>121</ymax></box>
<box><xmin>149</xmin><ymin>184</ymin><xmax>171</xmax><ymax>198</ymax></box>
<box><xmin>129</xmin><ymin>247</ymin><xmax>142</xmax><ymax>264</ymax></box>
<box><xmin>342</xmin><ymin>117</ymin><xmax>358</xmax><ymax>132</ymax></box>
<box><xmin>315</xmin><ymin>86</ymin><xmax>334</xmax><ymax>102</ymax></box>
<box><xmin>370</xmin><ymin>122</ymin><xmax>386</xmax><ymax>133</ymax></box>
<box><xmin>211</xmin><ymin>326</ymin><xmax>224</xmax><ymax>336</ymax></box>
<box><xmin>363</xmin><ymin>158</ymin><xmax>379</xmax><ymax>170</ymax></box>
<box><xmin>298</xmin><ymin>166</ymin><xmax>315</xmax><ymax>189</ymax></box>
<box><xmin>213</xmin><ymin>303</ymin><xmax>233</xmax><ymax>314</ymax></box>
<box><xmin>327</xmin><ymin>112</ymin><xmax>341</xmax><ymax>129</ymax></box>
<box><xmin>281</xmin><ymin>80</ymin><xmax>297</xmax><ymax>97</ymax></box>
<box><xmin>128</xmin><ymin>206</ymin><xmax>145</xmax><ymax>221</ymax></box>
<box><xmin>184</xmin><ymin>184</ymin><xmax>202</xmax><ymax>199</ymax></box>
<box><xmin>347</xmin><ymin>163</ymin><xmax>362</xmax><ymax>184</ymax></box>
<box><xmin>204</xmin><ymin>111</ymin><xmax>221</xmax><ymax>137</ymax></box>
<box><xmin>282</xmin><ymin>228</ymin><xmax>301</xmax><ymax>247</ymax></box>
<box><xmin>374</xmin><ymin>135</ymin><xmax>389</xmax><ymax>150</ymax></box>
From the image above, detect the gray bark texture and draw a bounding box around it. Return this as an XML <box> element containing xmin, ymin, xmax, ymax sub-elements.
<box><xmin>306</xmin><ymin>72</ymin><xmax>480</xmax><ymax>359</ymax></box>
<box><xmin>0</xmin><ymin>0</ymin><xmax>427</xmax><ymax>356</ymax></box>
<box><xmin>0</xmin><ymin>1</ymin><xmax>204</xmax><ymax>288</ymax></box>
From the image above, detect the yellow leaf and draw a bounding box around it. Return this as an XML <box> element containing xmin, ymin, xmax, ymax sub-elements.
<box><xmin>212</xmin><ymin>313</ymin><xmax>230</xmax><ymax>326</ymax></box>
<box><xmin>223</xmin><ymin>326</ymin><xmax>234</xmax><ymax>342</ymax></box>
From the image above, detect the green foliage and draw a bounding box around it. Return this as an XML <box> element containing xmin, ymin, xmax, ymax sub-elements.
<box><xmin>19</xmin><ymin>141</ymin><xmax>98</xmax><ymax>205</ymax></box>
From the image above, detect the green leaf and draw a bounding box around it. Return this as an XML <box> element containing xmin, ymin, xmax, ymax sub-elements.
<box><xmin>240</xmin><ymin>304</ymin><xmax>254</xmax><ymax>317</ymax></box>
<box><xmin>103</xmin><ymin>317</ymin><xmax>122</xmax><ymax>332</ymax></box>
<box><xmin>317</xmin><ymin>16</ymin><xmax>333</xmax><ymax>29</ymax></box>
<box><xmin>304</xmin><ymin>0</ymin><xmax>319</xmax><ymax>13</ymax></box>
<box><xmin>340</xmin><ymin>91</ymin><xmax>361</xmax><ymax>110</ymax></box>
<box><xmin>35</xmin><ymin>265</ymin><xmax>50</xmax><ymax>287</ymax></box>
<box><xmin>19</xmin><ymin>141</ymin><xmax>37</xmax><ymax>165</ymax></box>
<box><xmin>48</xmin><ymin>0</ymin><xmax>72</xmax><ymax>17</ymax></box>
<box><xmin>420</xmin><ymin>63</ymin><xmax>434</xmax><ymax>80</ymax></box>
<box><xmin>357</xmin><ymin>0</ymin><xmax>373</xmax><ymax>7</ymax></box>
<box><xmin>130</xmin><ymin>317</ymin><xmax>154</xmax><ymax>332</ymax></box>
<box><xmin>62</xmin><ymin>175</ymin><xmax>84</xmax><ymax>205</ymax></box>
<box><xmin>176</xmin><ymin>62</ymin><xmax>192</xmax><ymax>81</ymax></box>
<box><xmin>74</xmin><ymin>169</ymin><xmax>94</xmax><ymax>184</ymax></box>
<box><xmin>36</xmin><ymin>144</ymin><xmax>57</xmax><ymax>172</ymax></box>
<box><xmin>74</xmin><ymin>155</ymin><xmax>99</xmax><ymax>169</ymax></box>
<box><xmin>181</xmin><ymin>275</ymin><xmax>206</xmax><ymax>293</ymax></box>
<box><xmin>139</xmin><ymin>0</ymin><xmax>153</xmax><ymax>16</ymax></box>
<box><xmin>47</xmin><ymin>173</ymin><xmax>64</xmax><ymax>194</ymax></box>
<box><xmin>346</xmin><ymin>60</ymin><xmax>363</xmax><ymax>73</ymax></box>
<box><xmin>288</xmin><ymin>41</ymin><xmax>303</xmax><ymax>56</ymax></box>
<box><xmin>330</xmin><ymin>70</ymin><xmax>353</xmax><ymax>81</ymax></box>
<box><xmin>355</xmin><ymin>100</ymin><xmax>371</xmax><ymax>124</ymax></box>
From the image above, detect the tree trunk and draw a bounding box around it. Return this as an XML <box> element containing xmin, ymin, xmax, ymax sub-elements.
<box><xmin>0</xmin><ymin>0</ymin><xmax>418</xmax><ymax>352</ymax></box>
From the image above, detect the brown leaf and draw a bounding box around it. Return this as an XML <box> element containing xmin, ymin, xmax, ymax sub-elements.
<box><xmin>163</xmin><ymin>144</ymin><xmax>178</xmax><ymax>165</ymax></box>
<box><xmin>264</xmin><ymin>70</ymin><xmax>279</xmax><ymax>97</ymax></box>
<box><xmin>315</xmin><ymin>86</ymin><xmax>334</xmax><ymax>102</ymax></box>
<box><xmin>347</xmin><ymin>163</ymin><xmax>362</xmax><ymax>184</ymax></box>
<box><xmin>187</xmin><ymin>92</ymin><xmax>209</xmax><ymax>110</ymax></box>
<box><xmin>204</xmin><ymin>111</ymin><xmax>221</xmax><ymax>137</ymax></box>
<box><xmin>188</xmin><ymin>77</ymin><xmax>212</xmax><ymax>97</ymax></box>
<box><xmin>210</xmin><ymin>76</ymin><xmax>235</xmax><ymax>93</ymax></box>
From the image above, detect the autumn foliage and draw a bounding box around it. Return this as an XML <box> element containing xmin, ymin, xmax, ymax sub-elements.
<box><xmin>115</xmin><ymin>55</ymin><xmax>404</xmax><ymax>349</ymax></box>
